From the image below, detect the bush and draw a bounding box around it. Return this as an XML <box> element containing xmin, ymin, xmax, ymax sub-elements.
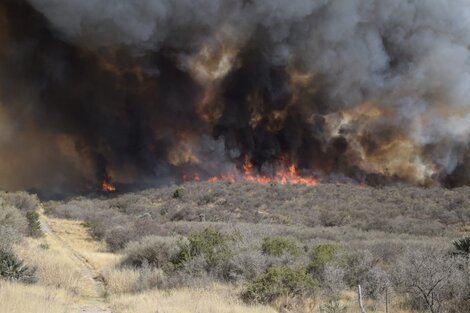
<box><xmin>242</xmin><ymin>267</ymin><xmax>318</xmax><ymax>304</ymax></box>
<box><xmin>394</xmin><ymin>247</ymin><xmax>457</xmax><ymax>313</ymax></box>
<box><xmin>133</xmin><ymin>263</ymin><xmax>167</xmax><ymax>292</ymax></box>
<box><xmin>308</xmin><ymin>244</ymin><xmax>343</xmax><ymax>274</ymax></box>
<box><xmin>26</xmin><ymin>211</ymin><xmax>43</xmax><ymax>238</ymax></box>
<box><xmin>172</xmin><ymin>188</ymin><xmax>185</xmax><ymax>199</ymax></box>
<box><xmin>4</xmin><ymin>192</ymin><xmax>39</xmax><ymax>212</ymax></box>
<box><xmin>0</xmin><ymin>205</ymin><xmax>27</xmax><ymax>235</ymax></box>
<box><xmin>0</xmin><ymin>227</ymin><xmax>20</xmax><ymax>252</ymax></box>
<box><xmin>122</xmin><ymin>236</ymin><xmax>179</xmax><ymax>270</ymax></box>
<box><xmin>0</xmin><ymin>249</ymin><xmax>36</xmax><ymax>283</ymax></box>
<box><xmin>261</xmin><ymin>237</ymin><xmax>299</xmax><ymax>257</ymax></box>
<box><xmin>0</xmin><ymin>205</ymin><xmax>27</xmax><ymax>251</ymax></box>
<box><xmin>453</xmin><ymin>236</ymin><xmax>470</xmax><ymax>258</ymax></box>
<box><xmin>219</xmin><ymin>250</ymin><xmax>267</xmax><ymax>282</ymax></box>
<box><xmin>105</xmin><ymin>226</ymin><xmax>135</xmax><ymax>251</ymax></box>
<box><xmin>344</xmin><ymin>250</ymin><xmax>390</xmax><ymax>300</ymax></box>
<box><xmin>172</xmin><ymin>227</ymin><xmax>232</xmax><ymax>270</ymax></box>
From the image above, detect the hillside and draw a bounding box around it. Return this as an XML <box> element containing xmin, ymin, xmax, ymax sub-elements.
<box><xmin>1</xmin><ymin>183</ymin><xmax>470</xmax><ymax>312</ymax></box>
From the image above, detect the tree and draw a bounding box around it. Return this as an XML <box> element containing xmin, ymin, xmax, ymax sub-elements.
<box><xmin>395</xmin><ymin>247</ymin><xmax>456</xmax><ymax>313</ymax></box>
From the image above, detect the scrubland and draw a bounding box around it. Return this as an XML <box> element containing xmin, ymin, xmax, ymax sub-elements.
<box><xmin>2</xmin><ymin>183</ymin><xmax>470</xmax><ymax>312</ymax></box>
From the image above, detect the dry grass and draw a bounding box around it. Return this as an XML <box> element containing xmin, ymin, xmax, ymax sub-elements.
<box><xmin>109</xmin><ymin>284</ymin><xmax>277</xmax><ymax>313</ymax></box>
<box><xmin>15</xmin><ymin>236</ymin><xmax>89</xmax><ymax>296</ymax></box>
<box><xmin>103</xmin><ymin>267</ymin><xmax>140</xmax><ymax>295</ymax></box>
<box><xmin>0</xmin><ymin>280</ymin><xmax>69</xmax><ymax>313</ymax></box>
<box><xmin>46</xmin><ymin>217</ymin><xmax>121</xmax><ymax>270</ymax></box>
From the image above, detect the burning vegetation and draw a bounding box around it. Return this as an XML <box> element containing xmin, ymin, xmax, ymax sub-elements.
<box><xmin>1</xmin><ymin>1</ymin><xmax>470</xmax><ymax>195</ymax></box>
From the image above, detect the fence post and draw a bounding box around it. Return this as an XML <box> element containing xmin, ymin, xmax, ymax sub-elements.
<box><xmin>358</xmin><ymin>285</ymin><xmax>367</xmax><ymax>313</ymax></box>
<box><xmin>385</xmin><ymin>286</ymin><xmax>389</xmax><ymax>313</ymax></box>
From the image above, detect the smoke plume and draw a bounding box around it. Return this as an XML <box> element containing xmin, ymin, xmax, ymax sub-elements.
<box><xmin>2</xmin><ymin>0</ymin><xmax>470</xmax><ymax>195</ymax></box>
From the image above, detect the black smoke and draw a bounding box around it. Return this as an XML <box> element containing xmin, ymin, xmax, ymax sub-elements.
<box><xmin>2</xmin><ymin>0</ymin><xmax>470</xmax><ymax>196</ymax></box>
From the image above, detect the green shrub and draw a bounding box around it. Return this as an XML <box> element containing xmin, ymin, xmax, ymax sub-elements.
<box><xmin>172</xmin><ymin>188</ymin><xmax>185</xmax><ymax>199</ymax></box>
<box><xmin>81</xmin><ymin>221</ymin><xmax>94</xmax><ymax>229</ymax></box>
<box><xmin>172</xmin><ymin>227</ymin><xmax>232</xmax><ymax>270</ymax></box>
<box><xmin>308</xmin><ymin>244</ymin><xmax>343</xmax><ymax>274</ymax></box>
<box><xmin>26</xmin><ymin>211</ymin><xmax>43</xmax><ymax>237</ymax></box>
<box><xmin>39</xmin><ymin>243</ymin><xmax>50</xmax><ymax>250</ymax></box>
<box><xmin>319</xmin><ymin>298</ymin><xmax>346</xmax><ymax>313</ymax></box>
<box><xmin>242</xmin><ymin>267</ymin><xmax>318</xmax><ymax>304</ymax></box>
<box><xmin>0</xmin><ymin>249</ymin><xmax>36</xmax><ymax>283</ymax></box>
<box><xmin>261</xmin><ymin>237</ymin><xmax>299</xmax><ymax>257</ymax></box>
<box><xmin>453</xmin><ymin>236</ymin><xmax>470</xmax><ymax>257</ymax></box>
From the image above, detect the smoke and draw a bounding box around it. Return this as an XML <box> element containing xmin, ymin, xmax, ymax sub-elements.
<box><xmin>2</xmin><ymin>0</ymin><xmax>470</xmax><ymax>194</ymax></box>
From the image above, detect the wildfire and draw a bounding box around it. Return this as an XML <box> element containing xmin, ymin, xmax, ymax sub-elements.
<box><xmin>183</xmin><ymin>173</ymin><xmax>201</xmax><ymax>182</ymax></box>
<box><xmin>101</xmin><ymin>180</ymin><xmax>116</xmax><ymax>192</ymax></box>
<box><xmin>204</xmin><ymin>156</ymin><xmax>319</xmax><ymax>186</ymax></box>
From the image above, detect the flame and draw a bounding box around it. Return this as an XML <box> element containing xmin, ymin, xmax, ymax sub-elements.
<box><xmin>183</xmin><ymin>173</ymin><xmax>201</xmax><ymax>182</ymax></box>
<box><xmin>202</xmin><ymin>156</ymin><xmax>319</xmax><ymax>186</ymax></box>
<box><xmin>101</xmin><ymin>180</ymin><xmax>116</xmax><ymax>192</ymax></box>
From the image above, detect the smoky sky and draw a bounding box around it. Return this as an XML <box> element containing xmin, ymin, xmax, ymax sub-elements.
<box><xmin>1</xmin><ymin>0</ymin><xmax>470</xmax><ymax>194</ymax></box>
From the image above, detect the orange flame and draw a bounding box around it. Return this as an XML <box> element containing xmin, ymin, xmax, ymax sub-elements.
<box><xmin>182</xmin><ymin>173</ymin><xmax>201</xmax><ymax>182</ymax></box>
<box><xmin>101</xmin><ymin>181</ymin><xmax>116</xmax><ymax>192</ymax></box>
<box><xmin>202</xmin><ymin>156</ymin><xmax>319</xmax><ymax>186</ymax></box>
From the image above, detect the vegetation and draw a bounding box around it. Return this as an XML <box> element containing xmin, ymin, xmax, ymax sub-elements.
<box><xmin>0</xmin><ymin>193</ymin><xmax>38</xmax><ymax>285</ymax></box>
<box><xmin>261</xmin><ymin>237</ymin><xmax>299</xmax><ymax>257</ymax></box>
<box><xmin>172</xmin><ymin>227</ymin><xmax>231</xmax><ymax>269</ymax></box>
<box><xmin>242</xmin><ymin>267</ymin><xmax>318</xmax><ymax>304</ymax></box>
<box><xmin>26</xmin><ymin>211</ymin><xmax>43</xmax><ymax>238</ymax></box>
<box><xmin>307</xmin><ymin>244</ymin><xmax>343</xmax><ymax>274</ymax></box>
<box><xmin>27</xmin><ymin>182</ymin><xmax>470</xmax><ymax>312</ymax></box>
<box><xmin>452</xmin><ymin>235</ymin><xmax>470</xmax><ymax>257</ymax></box>
<box><xmin>0</xmin><ymin>249</ymin><xmax>35</xmax><ymax>283</ymax></box>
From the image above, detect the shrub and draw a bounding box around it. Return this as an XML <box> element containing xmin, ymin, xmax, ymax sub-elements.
<box><xmin>133</xmin><ymin>263</ymin><xmax>167</xmax><ymax>292</ymax></box>
<box><xmin>344</xmin><ymin>249</ymin><xmax>390</xmax><ymax>300</ymax></box>
<box><xmin>319</xmin><ymin>298</ymin><xmax>346</xmax><ymax>313</ymax></box>
<box><xmin>219</xmin><ymin>250</ymin><xmax>267</xmax><ymax>282</ymax></box>
<box><xmin>0</xmin><ymin>226</ymin><xmax>18</xmax><ymax>252</ymax></box>
<box><xmin>4</xmin><ymin>192</ymin><xmax>39</xmax><ymax>212</ymax></box>
<box><xmin>26</xmin><ymin>211</ymin><xmax>43</xmax><ymax>237</ymax></box>
<box><xmin>0</xmin><ymin>249</ymin><xmax>36</xmax><ymax>283</ymax></box>
<box><xmin>320</xmin><ymin>264</ymin><xmax>346</xmax><ymax>294</ymax></box>
<box><xmin>452</xmin><ymin>236</ymin><xmax>470</xmax><ymax>258</ymax></box>
<box><xmin>172</xmin><ymin>188</ymin><xmax>185</xmax><ymax>199</ymax></box>
<box><xmin>105</xmin><ymin>226</ymin><xmax>135</xmax><ymax>251</ymax></box>
<box><xmin>394</xmin><ymin>247</ymin><xmax>457</xmax><ymax>313</ymax></box>
<box><xmin>261</xmin><ymin>237</ymin><xmax>299</xmax><ymax>257</ymax></box>
<box><xmin>0</xmin><ymin>204</ymin><xmax>27</xmax><ymax>235</ymax></box>
<box><xmin>0</xmin><ymin>205</ymin><xmax>27</xmax><ymax>251</ymax></box>
<box><xmin>172</xmin><ymin>227</ymin><xmax>232</xmax><ymax>270</ymax></box>
<box><xmin>122</xmin><ymin>236</ymin><xmax>179</xmax><ymax>270</ymax></box>
<box><xmin>242</xmin><ymin>267</ymin><xmax>318</xmax><ymax>304</ymax></box>
<box><xmin>308</xmin><ymin>244</ymin><xmax>343</xmax><ymax>274</ymax></box>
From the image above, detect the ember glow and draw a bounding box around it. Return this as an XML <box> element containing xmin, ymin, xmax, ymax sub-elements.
<box><xmin>101</xmin><ymin>181</ymin><xmax>116</xmax><ymax>193</ymax></box>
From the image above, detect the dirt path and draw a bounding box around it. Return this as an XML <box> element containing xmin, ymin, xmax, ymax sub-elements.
<box><xmin>39</xmin><ymin>214</ymin><xmax>112</xmax><ymax>313</ymax></box>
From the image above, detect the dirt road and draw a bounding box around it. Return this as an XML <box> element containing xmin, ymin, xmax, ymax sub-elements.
<box><xmin>39</xmin><ymin>214</ymin><xmax>112</xmax><ymax>313</ymax></box>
